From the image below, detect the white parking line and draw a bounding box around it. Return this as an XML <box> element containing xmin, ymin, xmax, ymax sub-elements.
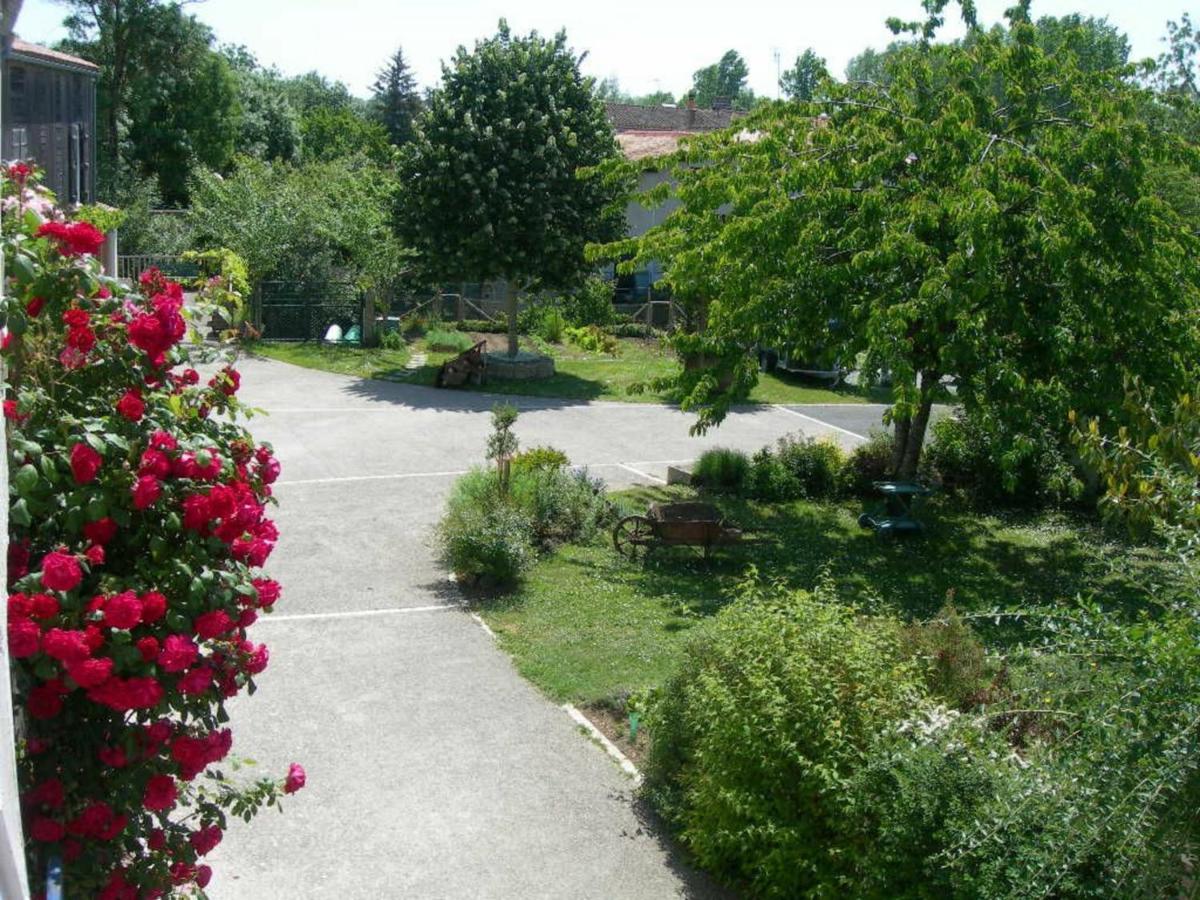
<box><xmin>258</xmin><ymin>604</ymin><xmax>461</xmax><ymax>623</ymax></box>
<box><xmin>616</xmin><ymin>463</ymin><xmax>666</xmax><ymax>484</ymax></box>
<box><xmin>276</xmin><ymin>469</ymin><xmax>469</xmax><ymax>487</ymax></box>
<box><xmin>563</xmin><ymin>704</ymin><xmax>643</xmax><ymax>784</ymax></box>
<box><xmin>774</xmin><ymin>406</ymin><xmax>868</xmax><ymax>442</ymax></box>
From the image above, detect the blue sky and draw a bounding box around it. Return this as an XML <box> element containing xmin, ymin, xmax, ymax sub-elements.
<box><xmin>16</xmin><ymin>0</ymin><xmax>1187</xmax><ymax>100</ymax></box>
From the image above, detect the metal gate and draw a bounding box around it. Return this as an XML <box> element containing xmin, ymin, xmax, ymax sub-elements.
<box><xmin>253</xmin><ymin>281</ymin><xmax>365</xmax><ymax>342</ymax></box>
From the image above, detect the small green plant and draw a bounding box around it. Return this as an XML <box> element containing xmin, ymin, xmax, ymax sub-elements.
<box><xmin>486</xmin><ymin>403</ymin><xmax>520</xmax><ymax>491</ymax></box>
<box><xmin>380</xmin><ymin>329</ymin><xmax>406</xmax><ymax>351</ymax></box>
<box><xmin>565</xmin><ymin>324</ymin><xmax>619</xmax><ymax>355</ymax></box>
<box><xmin>425</xmin><ymin>328</ymin><xmax>475</xmax><ymax>353</ymax></box>
<box><xmin>692</xmin><ymin>448</ymin><xmax>750</xmax><ymax>493</ymax></box>
<box><xmin>562</xmin><ymin>276</ymin><xmax>617</xmax><ymax>328</ymax></box>
<box><xmin>436</xmin><ymin>493</ymin><xmax>535</xmax><ymax>587</ymax></box>
<box><xmin>73</xmin><ymin>203</ymin><xmax>127</xmax><ymax>235</ymax></box>
<box><xmin>511</xmin><ymin>445</ymin><xmax>570</xmax><ymax>474</ymax></box>
<box><xmin>450</xmin><ymin>317</ymin><xmax>508</xmax><ymax>333</ymax></box>
<box><xmin>839</xmin><ymin>429</ymin><xmax>893</xmax><ymax>497</ymax></box>
<box><xmin>745</xmin><ymin>435</ymin><xmax>844</xmax><ymax>501</ymax></box>
<box><xmin>533</xmin><ymin>307</ymin><xmax>567</xmax><ymax>343</ymax></box>
<box><xmin>509</xmin><ymin>467</ymin><xmax>611</xmax><ymax>549</ymax></box>
<box><xmin>402</xmin><ymin>313</ymin><xmax>429</xmax><ymax>337</ymax></box>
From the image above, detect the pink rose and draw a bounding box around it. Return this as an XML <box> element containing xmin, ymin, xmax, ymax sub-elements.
<box><xmin>284</xmin><ymin>762</ymin><xmax>306</xmax><ymax>794</ymax></box>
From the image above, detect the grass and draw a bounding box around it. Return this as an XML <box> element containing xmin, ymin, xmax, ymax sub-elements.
<box><xmin>479</xmin><ymin>486</ymin><xmax>1187</xmax><ymax>705</ymax></box>
<box><xmin>252</xmin><ymin>334</ymin><xmax>884</xmax><ymax>406</ymax></box>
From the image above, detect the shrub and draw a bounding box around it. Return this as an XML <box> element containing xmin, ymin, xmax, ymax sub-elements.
<box><xmin>565</xmin><ymin>324</ymin><xmax>619</xmax><ymax>355</ymax></box>
<box><xmin>436</xmin><ymin>497</ymin><xmax>534</xmax><ymax>586</ymax></box>
<box><xmin>839</xmin><ymin>429</ymin><xmax>893</xmax><ymax>497</ymax></box>
<box><xmin>450</xmin><ymin>317</ymin><xmax>508</xmax><ymax>334</ymax></box>
<box><xmin>646</xmin><ymin>582</ymin><xmax>926</xmax><ymax>897</ymax></box>
<box><xmin>2</xmin><ymin>167</ymin><xmax>301</xmax><ymax>894</ymax></box>
<box><xmin>561</xmin><ymin>276</ymin><xmax>617</xmax><ymax>328</ymax></box>
<box><xmin>532</xmin><ymin>307</ymin><xmax>566</xmax><ymax>343</ymax></box>
<box><xmin>608</xmin><ymin>320</ymin><xmax>659</xmax><ymax>339</ymax></box>
<box><xmin>753</xmin><ymin>435</ymin><xmax>843</xmax><ymax>500</ymax></box>
<box><xmin>511</xmin><ymin>446</ymin><xmax>570</xmax><ymax>474</ymax></box>
<box><xmin>380</xmin><ymin>329</ymin><xmax>406</xmax><ymax>351</ymax></box>
<box><xmin>899</xmin><ymin>606</ymin><xmax>998</xmax><ymax>710</ymax></box>
<box><xmin>691</xmin><ymin>448</ymin><xmax>750</xmax><ymax>493</ymax></box>
<box><xmin>744</xmin><ymin>448</ymin><xmax>800</xmax><ymax>501</ymax></box>
<box><xmin>425</xmin><ymin>328</ymin><xmax>474</xmax><ymax>353</ymax></box>
<box><xmin>510</xmin><ymin>467</ymin><xmax>611</xmax><ymax>549</ymax></box>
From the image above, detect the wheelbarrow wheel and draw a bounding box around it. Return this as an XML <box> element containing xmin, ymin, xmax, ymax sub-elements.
<box><xmin>613</xmin><ymin>515</ymin><xmax>654</xmax><ymax>560</ymax></box>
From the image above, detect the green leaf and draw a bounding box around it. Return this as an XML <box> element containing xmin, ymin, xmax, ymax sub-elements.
<box><xmin>10</xmin><ymin>499</ymin><xmax>31</xmax><ymax>527</ymax></box>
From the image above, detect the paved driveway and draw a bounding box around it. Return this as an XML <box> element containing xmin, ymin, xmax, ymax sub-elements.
<box><xmin>209</xmin><ymin>359</ymin><xmax>886</xmax><ymax>899</ymax></box>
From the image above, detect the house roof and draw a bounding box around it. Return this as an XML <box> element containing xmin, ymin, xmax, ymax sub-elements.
<box><xmin>616</xmin><ymin>131</ymin><xmax>697</xmax><ymax>161</ymax></box>
<box><xmin>605</xmin><ymin>102</ymin><xmax>742</xmax><ymax>134</ymax></box>
<box><xmin>9</xmin><ymin>39</ymin><xmax>99</xmax><ymax>73</ymax></box>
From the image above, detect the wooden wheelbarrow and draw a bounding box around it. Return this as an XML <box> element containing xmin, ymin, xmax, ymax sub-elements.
<box><xmin>435</xmin><ymin>340</ymin><xmax>488</xmax><ymax>388</ymax></box>
<box><xmin>613</xmin><ymin>501</ymin><xmax>742</xmax><ymax>559</ymax></box>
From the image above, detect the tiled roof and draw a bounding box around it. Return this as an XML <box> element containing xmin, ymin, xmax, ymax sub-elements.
<box><xmin>605</xmin><ymin>102</ymin><xmax>742</xmax><ymax>134</ymax></box>
<box><xmin>10</xmin><ymin>39</ymin><xmax>99</xmax><ymax>72</ymax></box>
<box><xmin>616</xmin><ymin>131</ymin><xmax>696</xmax><ymax>161</ymax></box>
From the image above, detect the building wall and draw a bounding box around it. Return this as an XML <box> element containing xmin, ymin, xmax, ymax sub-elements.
<box><xmin>2</xmin><ymin>56</ymin><xmax>96</xmax><ymax>204</ymax></box>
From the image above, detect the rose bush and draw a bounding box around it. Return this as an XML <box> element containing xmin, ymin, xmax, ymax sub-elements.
<box><xmin>2</xmin><ymin>163</ymin><xmax>302</xmax><ymax>897</ymax></box>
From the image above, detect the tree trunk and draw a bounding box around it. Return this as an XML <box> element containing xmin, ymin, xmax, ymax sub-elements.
<box><xmin>502</xmin><ymin>280</ymin><xmax>519</xmax><ymax>357</ymax></box>
<box><xmin>890</xmin><ymin>371</ymin><xmax>939</xmax><ymax>481</ymax></box>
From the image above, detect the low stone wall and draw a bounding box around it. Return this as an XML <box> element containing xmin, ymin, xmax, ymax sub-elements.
<box><xmin>486</xmin><ymin>351</ymin><xmax>555</xmax><ymax>381</ymax></box>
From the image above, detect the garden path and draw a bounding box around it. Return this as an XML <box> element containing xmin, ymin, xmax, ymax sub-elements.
<box><xmin>207</xmin><ymin>357</ymin><xmax>880</xmax><ymax>899</ymax></box>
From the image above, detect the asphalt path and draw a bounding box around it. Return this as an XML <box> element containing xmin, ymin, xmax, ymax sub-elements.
<box><xmin>208</xmin><ymin>358</ymin><xmax>888</xmax><ymax>899</ymax></box>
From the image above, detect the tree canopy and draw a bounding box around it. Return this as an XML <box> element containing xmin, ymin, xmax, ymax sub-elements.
<box><xmin>370</xmin><ymin>47</ymin><xmax>422</xmax><ymax>146</ymax></box>
<box><xmin>596</xmin><ymin>2</ymin><xmax>1200</xmax><ymax>479</ymax></box>
<box><xmin>691</xmin><ymin>50</ymin><xmax>754</xmax><ymax>109</ymax></box>
<box><xmin>397</xmin><ymin>21</ymin><xmax>625</xmax><ymax>355</ymax></box>
<box><xmin>780</xmin><ymin>49</ymin><xmax>829</xmax><ymax>101</ymax></box>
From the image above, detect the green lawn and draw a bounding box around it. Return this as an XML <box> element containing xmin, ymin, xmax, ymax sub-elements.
<box><xmin>479</xmin><ymin>486</ymin><xmax>1185</xmax><ymax>705</ymax></box>
<box><xmin>250</xmin><ymin>336</ymin><xmax>881</xmax><ymax>405</ymax></box>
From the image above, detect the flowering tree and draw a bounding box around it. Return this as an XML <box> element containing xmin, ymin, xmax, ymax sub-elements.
<box><xmin>2</xmin><ymin>163</ymin><xmax>303</xmax><ymax>897</ymax></box>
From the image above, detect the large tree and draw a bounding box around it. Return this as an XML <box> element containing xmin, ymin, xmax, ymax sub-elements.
<box><xmin>224</xmin><ymin>46</ymin><xmax>302</xmax><ymax>163</ymax></box>
<box><xmin>780</xmin><ymin>48</ymin><xmax>829</xmax><ymax>101</ymax></box>
<box><xmin>369</xmin><ymin>47</ymin><xmax>422</xmax><ymax>146</ymax></box>
<box><xmin>397</xmin><ymin>21</ymin><xmax>626</xmax><ymax>356</ymax></box>
<box><xmin>598</xmin><ymin>1</ymin><xmax>1200</xmax><ymax>478</ymax></box>
<box><xmin>58</xmin><ymin>0</ymin><xmax>238</xmax><ymax>203</ymax></box>
<box><xmin>691</xmin><ymin>50</ymin><xmax>752</xmax><ymax>109</ymax></box>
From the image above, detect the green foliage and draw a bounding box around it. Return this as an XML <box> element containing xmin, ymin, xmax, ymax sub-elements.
<box><xmin>745</xmin><ymin>435</ymin><xmax>844</xmax><ymax>501</ymax></box>
<box><xmin>379</xmin><ymin>329</ymin><xmax>406</xmax><ymax>351</ymax></box>
<box><xmin>691</xmin><ymin>448</ymin><xmax>750</xmax><ymax>493</ymax></box>
<box><xmin>73</xmin><ymin>204</ymin><xmax>126</xmax><ymax>235</ymax></box>
<box><xmin>107</xmin><ymin>175</ymin><xmax>192</xmax><ymax>257</ymax></box>
<box><xmin>646</xmin><ymin>582</ymin><xmax>925</xmax><ymax>897</ymax></box>
<box><xmin>424</xmin><ymin>328</ymin><xmax>474</xmax><ymax>353</ymax></box>
<box><xmin>397</xmin><ymin>20</ymin><xmax>627</xmax><ymax>291</ymax></box>
<box><xmin>780</xmin><ymin>48</ymin><xmax>830</xmax><ymax>101</ymax></box>
<box><xmin>299</xmin><ymin>106</ymin><xmax>394</xmax><ymax>166</ymax></box>
<box><xmin>187</xmin><ymin>155</ymin><xmax>405</xmax><ymax>287</ymax></box>
<box><xmin>898</xmin><ymin>607</ymin><xmax>997</xmax><ymax>710</ymax></box>
<box><xmin>436</xmin><ymin>471</ymin><xmax>535</xmax><ymax>586</ymax></box>
<box><xmin>530</xmin><ymin>308</ymin><xmax>566</xmax><ymax>343</ymax></box>
<box><xmin>486</xmin><ymin>404</ymin><xmax>520</xmax><ymax>487</ymax></box>
<box><xmin>564</xmin><ymin>324</ymin><xmax>619</xmax><ymax>355</ymax></box>
<box><xmin>450</xmin><ymin>318</ymin><xmax>509</xmax><ymax>334</ymax></box>
<box><xmin>924</xmin><ymin>415</ymin><xmax>1079</xmax><ymax>507</ymax></box>
<box><xmin>838</xmin><ymin>430</ymin><xmax>894</xmax><ymax>498</ymax></box>
<box><xmin>223</xmin><ymin>47</ymin><xmax>302</xmax><ymax>163</ymax></box>
<box><xmin>511</xmin><ymin>445</ymin><xmax>570</xmax><ymax>474</ymax></box>
<box><xmin>369</xmin><ymin>47</ymin><xmax>422</xmax><ymax>146</ymax></box>
<box><xmin>183</xmin><ymin>247</ymin><xmax>250</xmax><ymax>332</ymax></box>
<box><xmin>509</xmin><ymin>467</ymin><xmax>611</xmax><ymax>550</ymax></box>
<box><xmin>562</xmin><ymin>276</ymin><xmax>617</xmax><ymax>328</ymax></box>
<box><xmin>1075</xmin><ymin>379</ymin><xmax>1200</xmax><ymax>556</ymax></box>
<box><xmin>600</xmin><ymin>6</ymin><xmax>1200</xmax><ymax>482</ymax></box>
<box><xmin>690</xmin><ymin>49</ymin><xmax>754</xmax><ymax>109</ymax></box>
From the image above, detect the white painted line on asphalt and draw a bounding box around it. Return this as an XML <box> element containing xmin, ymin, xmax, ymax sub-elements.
<box><xmin>259</xmin><ymin>604</ymin><xmax>461</xmax><ymax>623</ymax></box>
<box><xmin>563</xmin><ymin>704</ymin><xmax>643</xmax><ymax>785</ymax></box>
<box><xmin>258</xmin><ymin>407</ymin><xmax>402</xmax><ymax>413</ymax></box>
<box><xmin>616</xmin><ymin>463</ymin><xmax>667</xmax><ymax>484</ymax></box>
<box><xmin>773</xmin><ymin>406</ymin><xmax>868</xmax><ymax>442</ymax></box>
<box><xmin>469</xmin><ymin>612</ymin><xmax>497</xmax><ymax>639</ymax></box>
<box><xmin>275</xmin><ymin>469</ymin><xmax>469</xmax><ymax>487</ymax></box>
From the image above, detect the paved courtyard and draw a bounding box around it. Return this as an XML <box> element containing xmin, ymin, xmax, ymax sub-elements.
<box><xmin>208</xmin><ymin>358</ymin><xmax>887</xmax><ymax>899</ymax></box>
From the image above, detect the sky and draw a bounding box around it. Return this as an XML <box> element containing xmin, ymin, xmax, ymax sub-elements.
<box><xmin>15</xmin><ymin>0</ymin><xmax>1188</xmax><ymax>100</ymax></box>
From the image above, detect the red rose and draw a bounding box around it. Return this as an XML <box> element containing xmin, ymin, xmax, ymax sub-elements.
<box><xmin>83</xmin><ymin>624</ymin><xmax>105</xmax><ymax>652</ymax></box>
<box><xmin>181</xmin><ymin>494</ymin><xmax>211</xmax><ymax>532</ymax></box>
<box><xmin>171</xmin><ymin>735</ymin><xmax>209</xmax><ymax>779</ymax></box>
<box><xmin>210</xmin><ymin>367</ymin><xmax>241</xmax><ymax>397</ymax></box>
<box><xmin>132</xmin><ymin>475</ymin><xmax>162</xmax><ymax>510</ymax></box>
<box><xmin>43</xmin><ymin>627</ymin><xmax>90</xmax><ymax>662</ymax></box>
<box><xmin>36</xmin><ymin>221</ymin><xmax>105</xmax><ymax>256</ymax></box>
<box><xmin>30</xmin><ymin>816</ymin><xmax>65</xmax><ymax>842</ymax></box>
<box><xmin>28</xmin><ymin>680</ymin><xmax>67</xmax><ymax>719</ymax></box>
<box><xmin>178</xmin><ymin>666</ymin><xmax>214</xmax><ymax>696</ymax></box>
<box><xmin>25</xmin><ymin>296</ymin><xmax>45</xmax><ymax>317</ymax></box>
<box><xmin>136</xmin><ymin>636</ymin><xmax>160</xmax><ymax>661</ymax></box>
<box><xmin>149</xmin><ymin>430</ymin><xmax>178</xmax><ymax>452</ymax></box>
<box><xmin>140</xmin><ymin>591</ymin><xmax>167</xmax><ymax>623</ymax></box>
<box><xmin>244</xmin><ymin>642</ymin><xmax>269</xmax><ymax>675</ymax></box>
<box><xmin>62</xmin><ymin>309</ymin><xmax>90</xmax><ymax>329</ymax></box>
<box><xmin>238</xmin><ymin>608</ymin><xmax>258</xmax><ymax>628</ymax></box>
<box><xmin>128</xmin><ymin>313</ymin><xmax>166</xmax><ymax>356</ymax></box>
<box><xmin>196</xmin><ymin>865</ymin><xmax>213</xmax><ymax>889</ymax></box>
<box><xmin>253</xmin><ymin>578</ymin><xmax>281</xmax><ymax>608</ymax></box>
<box><xmin>157</xmin><ymin>634</ymin><xmax>198</xmax><ymax>672</ymax></box>
<box><xmin>103</xmin><ymin>591</ymin><xmax>142</xmax><ymax>629</ymax></box>
<box><xmin>259</xmin><ymin>456</ymin><xmax>282</xmax><ymax>484</ymax></box>
<box><xmin>8</xmin><ymin>618</ymin><xmax>40</xmax><ymax>657</ymax></box>
<box><xmin>98</xmin><ymin>745</ymin><xmax>127</xmax><ymax>768</ymax></box>
<box><xmin>3</xmin><ymin>400</ymin><xmax>24</xmax><ymax>422</ymax></box>
<box><xmin>27</xmin><ymin>778</ymin><xmax>64</xmax><ymax>809</ymax></box>
<box><xmin>84</xmin><ymin>543</ymin><xmax>105</xmax><ymax>566</ymax></box>
<box><xmin>29</xmin><ymin>593</ymin><xmax>59</xmax><ymax>619</ymax></box>
<box><xmin>189</xmin><ymin>824</ymin><xmax>223</xmax><ymax>855</ymax></box>
<box><xmin>142</xmin><ymin>775</ymin><xmax>177</xmax><ymax>812</ymax></box>
<box><xmin>41</xmin><ymin>550</ymin><xmax>82</xmax><ymax>592</ymax></box>
<box><xmin>89</xmin><ymin>676</ymin><xmax>163</xmax><ymax>711</ymax></box>
<box><xmin>115</xmin><ymin>389</ymin><xmax>145</xmax><ymax>422</ymax></box>
<box><xmin>284</xmin><ymin>762</ymin><xmax>306</xmax><ymax>794</ymax></box>
<box><xmin>194</xmin><ymin>610</ymin><xmax>233</xmax><ymax>640</ymax></box>
<box><xmin>147</xmin><ymin>828</ymin><xmax>166</xmax><ymax>850</ymax></box>
<box><xmin>139</xmin><ymin>449</ymin><xmax>171</xmax><ymax>478</ymax></box>
<box><xmin>69</xmin><ymin>442</ymin><xmax>102</xmax><ymax>484</ymax></box>
<box><xmin>66</xmin><ymin>656</ymin><xmax>113</xmax><ymax>688</ymax></box>
<box><xmin>7</xmin><ymin>593</ymin><xmax>30</xmax><ymax>618</ymax></box>
<box><xmin>83</xmin><ymin>517</ymin><xmax>118</xmax><ymax>545</ymax></box>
